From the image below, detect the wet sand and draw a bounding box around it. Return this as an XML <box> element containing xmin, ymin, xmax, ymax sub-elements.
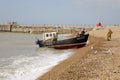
<box><xmin>37</xmin><ymin>26</ymin><xmax>120</xmax><ymax>80</ymax></box>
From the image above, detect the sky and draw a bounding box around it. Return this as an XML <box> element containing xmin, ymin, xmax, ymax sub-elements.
<box><xmin>0</xmin><ymin>0</ymin><xmax>120</xmax><ymax>25</ymax></box>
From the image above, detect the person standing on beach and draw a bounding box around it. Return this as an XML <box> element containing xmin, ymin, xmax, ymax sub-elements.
<box><xmin>107</xmin><ymin>29</ymin><xmax>113</xmax><ymax>41</ymax></box>
<box><xmin>80</xmin><ymin>28</ymin><xmax>86</xmax><ymax>35</ymax></box>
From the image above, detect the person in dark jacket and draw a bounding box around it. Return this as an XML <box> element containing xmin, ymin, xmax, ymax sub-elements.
<box><xmin>80</xmin><ymin>28</ymin><xmax>85</xmax><ymax>35</ymax></box>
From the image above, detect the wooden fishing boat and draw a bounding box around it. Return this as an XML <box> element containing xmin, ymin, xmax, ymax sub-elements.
<box><xmin>36</xmin><ymin>32</ymin><xmax>89</xmax><ymax>49</ymax></box>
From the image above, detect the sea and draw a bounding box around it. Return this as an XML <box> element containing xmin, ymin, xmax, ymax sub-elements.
<box><xmin>0</xmin><ymin>32</ymin><xmax>75</xmax><ymax>80</ymax></box>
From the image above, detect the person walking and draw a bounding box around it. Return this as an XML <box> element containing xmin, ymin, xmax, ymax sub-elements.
<box><xmin>107</xmin><ymin>29</ymin><xmax>113</xmax><ymax>41</ymax></box>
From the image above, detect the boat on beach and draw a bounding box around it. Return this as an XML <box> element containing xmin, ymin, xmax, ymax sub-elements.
<box><xmin>35</xmin><ymin>32</ymin><xmax>89</xmax><ymax>49</ymax></box>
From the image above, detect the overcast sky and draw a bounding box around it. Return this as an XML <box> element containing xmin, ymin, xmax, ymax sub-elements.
<box><xmin>0</xmin><ymin>0</ymin><xmax>120</xmax><ymax>25</ymax></box>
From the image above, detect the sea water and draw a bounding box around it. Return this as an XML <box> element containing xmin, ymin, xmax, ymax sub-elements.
<box><xmin>0</xmin><ymin>32</ymin><xmax>74</xmax><ymax>80</ymax></box>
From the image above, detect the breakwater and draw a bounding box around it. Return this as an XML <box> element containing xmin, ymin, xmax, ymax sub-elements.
<box><xmin>0</xmin><ymin>24</ymin><xmax>94</xmax><ymax>34</ymax></box>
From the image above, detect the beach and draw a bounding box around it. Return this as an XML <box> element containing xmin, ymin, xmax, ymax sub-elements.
<box><xmin>37</xmin><ymin>26</ymin><xmax>120</xmax><ymax>80</ymax></box>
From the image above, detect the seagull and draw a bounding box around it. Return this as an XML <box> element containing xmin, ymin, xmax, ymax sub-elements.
<box><xmin>91</xmin><ymin>46</ymin><xmax>94</xmax><ymax>50</ymax></box>
<box><xmin>94</xmin><ymin>50</ymin><xmax>98</xmax><ymax>54</ymax></box>
<box><xmin>107</xmin><ymin>48</ymin><xmax>113</xmax><ymax>55</ymax></box>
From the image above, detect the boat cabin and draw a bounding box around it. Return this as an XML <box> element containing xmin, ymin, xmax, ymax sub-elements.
<box><xmin>43</xmin><ymin>32</ymin><xmax>58</xmax><ymax>41</ymax></box>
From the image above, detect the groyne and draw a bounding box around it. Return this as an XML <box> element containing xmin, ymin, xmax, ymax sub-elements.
<box><xmin>0</xmin><ymin>24</ymin><xmax>93</xmax><ymax>34</ymax></box>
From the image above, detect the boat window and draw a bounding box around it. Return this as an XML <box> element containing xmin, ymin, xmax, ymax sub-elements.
<box><xmin>50</xmin><ymin>34</ymin><xmax>52</xmax><ymax>36</ymax></box>
<box><xmin>46</xmin><ymin>34</ymin><xmax>49</xmax><ymax>37</ymax></box>
<box><xmin>53</xmin><ymin>33</ymin><xmax>56</xmax><ymax>37</ymax></box>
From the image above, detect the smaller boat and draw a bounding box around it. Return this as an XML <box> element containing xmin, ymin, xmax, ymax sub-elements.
<box><xmin>35</xmin><ymin>32</ymin><xmax>89</xmax><ymax>49</ymax></box>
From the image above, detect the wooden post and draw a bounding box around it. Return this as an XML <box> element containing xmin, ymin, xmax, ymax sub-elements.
<box><xmin>10</xmin><ymin>25</ymin><xmax>12</xmax><ymax>32</ymax></box>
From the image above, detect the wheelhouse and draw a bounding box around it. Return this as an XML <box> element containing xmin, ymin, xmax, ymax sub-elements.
<box><xmin>43</xmin><ymin>32</ymin><xmax>57</xmax><ymax>40</ymax></box>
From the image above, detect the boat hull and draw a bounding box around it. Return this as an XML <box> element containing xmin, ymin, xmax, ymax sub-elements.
<box><xmin>36</xmin><ymin>34</ymin><xmax>89</xmax><ymax>49</ymax></box>
<box><xmin>48</xmin><ymin>42</ymin><xmax>86</xmax><ymax>49</ymax></box>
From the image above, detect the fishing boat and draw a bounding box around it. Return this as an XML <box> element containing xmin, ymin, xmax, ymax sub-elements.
<box><xmin>35</xmin><ymin>32</ymin><xmax>89</xmax><ymax>49</ymax></box>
